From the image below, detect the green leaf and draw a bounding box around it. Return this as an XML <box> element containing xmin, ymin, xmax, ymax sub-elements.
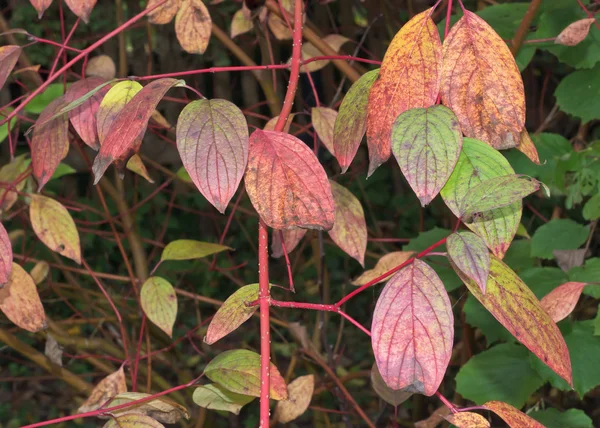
<box><xmin>0</xmin><ymin>107</ymin><xmax>17</xmax><ymax>144</ymax></box>
<box><xmin>555</xmin><ymin>64</ymin><xmax>600</xmax><ymax>123</ymax></box>
<box><xmin>583</xmin><ymin>194</ymin><xmax>600</xmax><ymax>220</ymax></box>
<box><xmin>455</xmin><ymin>343</ymin><xmax>544</xmax><ymax>408</ymax></box>
<box><xmin>531</xmin><ymin>219</ymin><xmax>589</xmax><ymax>259</ymax></box>
<box><xmin>204</xmin><ymin>349</ymin><xmax>288</xmax><ymax>400</ymax></box>
<box><xmin>24</xmin><ymin>83</ymin><xmax>66</xmax><ymax>114</ymax></box>
<box><xmin>176</xmin><ymin>166</ymin><xmax>193</xmax><ymax>183</ymax></box>
<box><xmin>192</xmin><ymin>384</ymin><xmax>254</xmax><ymax>415</ymax></box>
<box><xmin>140</xmin><ymin>277</ymin><xmax>177</xmax><ymax>338</ymax></box>
<box><xmin>568</xmin><ymin>258</ymin><xmax>600</xmax><ymax>298</ymax></box>
<box><xmin>447</xmin><ymin>231</ymin><xmax>490</xmax><ymax>293</ymax></box>
<box><xmin>441</xmin><ymin>138</ymin><xmax>522</xmax><ymax>258</ymax></box>
<box><xmin>160</xmin><ymin>240</ymin><xmax>230</xmax><ymax>262</ymax></box>
<box><xmin>528</xmin><ymin>408</ymin><xmax>593</xmax><ymax>428</ymax></box>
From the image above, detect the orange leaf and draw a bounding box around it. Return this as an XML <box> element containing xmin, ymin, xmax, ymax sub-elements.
<box><xmin>147</xmin><ymin>0</ymin><xmax>181</xmax><ymax>25</ymax></box>
<box><xmin>271</xmin><ymin>228</ymin><xmax>307</xmax><ymax>258</ymax></box>
<box><xmin>440</xmin><ymin>11</ymin><xmax>525</xmax><ymax>150</ymax></box>
<box><xmin>0</xmin><ymin>263</ymin><xmax>46</xmax><ymax>332</ymax></box>
<box><xmin>484</xmin><ymin>401</ymin><xmax>545</xmax><ymax>428</ymax></box>
<box><xmin>78</xmin><ymin>367</ymin><xmax>127</xmax><ymax>413</ymax></box>
<box><xmin>311</xmin><ymin>106</ymin><xmax>337</xmax><ymax>155</ymax></box>
<box><xmin>366</xmin><ymin>8</ymin><xmax>441</xmax><ymax>176</ymax></box>
<box><xmin>29</xmin><ymin>0</ymin><xmax>52</xmax><ymax>18</ymax></box>
<box><xmin>244</xmin><ymin>129</ymin><xmax>335</xmax><ymax>230</ymax></box>
<box><xmin>0</xmin><ymin>46</ymin><xmax>21</xmax><ymax>91</ymax></box>
<box><xmin>555</xmin><ymin>18</ymin><xmax>595</xmax><ymax>47</ymax></box>
<box><xmin>0</xmin><ymin>222</ymin><xmax>12</xmax><ymax>286</ymax></box>
<box><xmin>352</xmin><ymin>251</ymin><xmax>414</xmax><ymax>286</ymax></box>
<box><xmin>516</xmin><ymin>129</ymin><xmax>540</xmax><ymax>165</ymax></box>
<box><xmin>540</xmin><ymin>281</ymin><xmax>588</xmax><ymax>323</ymax></box>
<box><xmin>445</xmin><ymin>412</ymin><xmax>490</xmax><ymax>428</ymax></box>
<box><xmin>65</xmin><ymin>77</ymin><xmax>110</xmax><ymax>150</ymax></box>
<box><xmin>175</xmin><ymin>0</ymin><xmax>212</xmax><ymax>54</ymax></box>
<box><xmin>64</xmin><ymin>0</ymin><xmax>97</xmax><ymax>23</ymax></box>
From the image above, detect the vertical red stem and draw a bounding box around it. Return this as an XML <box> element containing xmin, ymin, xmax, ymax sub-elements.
<box><xmin>258</xmin><ymin>220</ymin><xmax>271</xmax><ymax>425</ymax></box>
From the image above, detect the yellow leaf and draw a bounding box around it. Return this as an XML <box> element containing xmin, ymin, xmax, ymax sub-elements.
<box><xmin>147</xmin><ymin>0</ymin><xmax>181</xmax><ymax>25</ymax></box>
<box><xmin>231</xmin><ymin>7</ymin><xmax>253</xmax><ymax>38</ymax></box>
<box><xmin>141</xmin><ymin>277</ymin><xmax>177</xmax><ymax>337</ymax></box>
<box><xmin>0</xmin><ymin>155</ymin><xmax>30</xmax><ymax>215</ymax></box>
<box><xmin>0</xmin><ymin>263</ymin><xmax>46</xmax><ymax>332</ymax></box>
<box><xmin>267</xmin><ymin>0</ymin><xmax>304</xmax><ymax>40</ymax></box>
<box><xmin>274</xmin><ymin>375</ymin><xmax>314</xmax><ymax>423</ymax></box>
<box><xmin>352</xmin><ymin>251</ymin><xmax>414</xmax><ymax>286</ymax></box>
<box><xmin>160</xmin><ymin>239</ymin><xmax>230</xmax><ymax>261</ymax></box>
<box><xmin>30</xmin><ymin>261</ymin><xmax>49</xmax><ymax>285</ymax></box>
<box><xmin>516</xmin><ymin>129</ymin><xmax>540</xmax><ymax>165</ymax></box>
<box><xmin>445</xmin><ymin>411</ymin><xmax>490</xmax><ymax>428</ymax></box>
<box><xmin>126</xmin><ymin>154</ymin><xmax>154</xmax><ymax>183</ymax></box>
<box><xmin>175</xmin><ymin>0</ymin><xmax>212</xmax><ymax>54</ymax></box>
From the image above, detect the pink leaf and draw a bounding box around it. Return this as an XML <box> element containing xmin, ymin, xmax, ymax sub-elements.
<box><xmin>29</xmin><ymin>0</ymin><xmax>52</xmax><ymax>18</ymax></box>
<box><xmin>65</xmin><ymin>77</ymin><xmax>109</xmax><ymax>150</ymax></box>
<box><xmin>540</xmin><ymin>281</ymin><xmax>588</xmax><ymax>323</ymax></box>
<box><xmin>0</xmin><ymin>46</ymin><xmax>21</xmax><ymax>91</ymax></box>
<box><xmin>64</xmin><ymin>0</ymin><xmax>97</xmax><ymax>23</ymax></box>
<box><xmin>0</xmin><ymin>222</ymin><xmax>12</xmax><ymax>286</ymax></box>
<box><xmin>272</xmin><ymin>228</ymin><xmax>307</xmax><ymax>258</ymax></box>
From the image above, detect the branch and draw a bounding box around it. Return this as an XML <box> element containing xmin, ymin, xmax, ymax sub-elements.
<box><xmin>511</xmin><ymin>0</ymin><xmax>543</xmax><ymax>55</ymax></box>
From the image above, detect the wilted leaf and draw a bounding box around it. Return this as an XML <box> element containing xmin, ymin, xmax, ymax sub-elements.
<box><xmin>245</xmin><ymin>129</ymin><xmax>335</xmax><ymax>230</ymax></box>
<box><xmin>453</xmin><ymin>255</ymin><xmax>572</xmax><ymax>385</ymax></box>
<box><xmin>85</xmin><ymin>55</ymin><xmax>116</xmax><ymax>81</ymax></box>
<box><xmin>29</xmin><ymin>0</ymin><xmax>52</xmax><ymax>18</ymax></box>
<box><xmin>45</xmin><ymin>333</ymin><xmax>63</xmax><ymax>366</ymax></box>
<box><xmin>176</xmin><ymin>99</ymin><xmax>249</xmax><ymax>213</ymax></box>
<box><xmin>333</xmin><ymin>69</ymin><xmax>379</xmax><ymax>173</ymax></box>
<box><xmin>205</xmin><ymin>283</ymin><xmax>260</xmax><ymax>344</ymax></box>
<box><xmin>517</xmin><ymin>129</ymin><xmax>540</xmax><ymax>165</ymax></box>
<box><xmin>372</xmin><ymin>259</ymin><xmax>453</xmax><ymax>395</ymax></box>
<box><xmin>540</xmin><ymin>282</ymin><xmax>588</xmax><ymax>323</ymax></box>
<box><xmin>204</xmin><ymin>349</ymin><xmax>288</xmax><ymax>400</ymax></box>
<box><xmin>64</xmin><ymin>0</ymin><xmax>97</xmax><ymax>23</ymax></box>
<box><xmin>366</xmin><ymin>8</ymin><xmax>441</xmax><ymax>176</ymax></box>
<box><xmin>555</xmin><ymin>18</ymin><xmax>595</xmax><ymax>47</ymax></box>
<box><xmin>31</xmin><ymin>97</ymin><xmax>69</xmax><ymax>191</ymax></box>
<box><xmin>0</xmin><ymin>263</ymin><xmax>46</xmax><ymax>332</ymax></box>
<box><xmin>311</xmin><ymin>107</ymin><xmax>337</xmax><ymax>155</ymax></box>
<box><xmin>103</xmin><ymin>414</ymin><xmax>164</xmax><ymax>428</ymax></box>
<box><xmin>30</xmin><ymin>195</ymin><xmax>81</xmax><ymax>264</ymax></box>
<box><xmin>0</xmin><ymin>222</ymin><xmax>12</xmax><ymax>285</ymax></box>
<box><xmin>484</xmin><ymin>401</ymin><xmax>545</xmax><ymax>428</ymax></box>
<box><xmin>391</xmin><ymin>105</ymin><xmax>462</xmax><ymax>206</ymax></box>
<box><xmin>447</xmin><ymin>231</ymin><xmax>490</xmax><ymax>294</ymax></box>
<box><xmin>78</xmin><ymin>367</ymin><xmax>127</xmax><ymax>413</ymax></box>
<box><xmin>160</xmin><ymin>239</ymin><xmax>230</xmax><ymax>262</ymax></box>
<box><xmin>274</xmin><ymin>375</ymin><xmax>314</xmax><ymax>423</ymax></box>
<box><xmin>370</xmin><ymin>363</ymin><xmax>412</xmax><ymax>406</ymax></box>
<box><xmin>445</xmin><ymin>412</ymin><xmax>490</xmax><ymax>428</ymax></box>
<box><xmin>328</xmin><ymin>181</ymin><xmax>367</xmax><ymax>266</ymax></box>
<box><xmin>108</xmin><ymin>392</ymin><xmax>190</xmax><ymax>423</ymax></box>
<box><xmin>272</xmin><ymin>228</ymin><xmax>307</xmax><ymax>258</ymax></box>
<box><xmin>554</xmin><ymin>249</ymin><xmax>586</xmax><ymax>272</ymax></box>
<box><xmin>147</xmin><ymin>0</ymin><xmax>180</xmax><ymax>25</ymax></box>
<box><xmin>93</xmin><ymin>78</ymin><xmax>183</xmax><ymax>183</ymax></box>
<box><xmin>299</xmin><ymin>34</ymin><xmax>351</xmax><ymax>72</ymax></box>
<box><xmin>267</xmin><ymin>0</ymin><xmax>303</xmax><ymax>40</ymax></box>
<box><xmin>175</xmin><ymin>0</ymin><xmax>212</xmax><ymax>54</ymax></box>
<box><xmin>0</xmin><ymin>155</ymin><xmax>28</xmax><ymax>215</ymax></box>
<box><xmin>65</xmin><ymin>77</ymin><xmax>110</xmax><ymax>150</ymax></box>
<box><xmin>0</xmin><ymin>46</ymin><xmax>21</xmax><ymax>91</ymax></box>
<box><xmin>440</xmin><ymin>11</ymin><xmax>525</xmax><ymax>149</ymax></box>
<box><xmin>352</xmin><ymin>251</ymin><xmax>414</xmax><ymax>286</ymax></box>
<box><xmin>231</xmin><ymin>7</ymin><xmax>253</xmax><ymax>38</ymax></box>
<box><xmin>30</xmin><ymin>261</ymin><xmax>49</xmax><ymax>285</ymax></box>
<box><xmin>193</xmin><ymin>384</ymin><xmax>254</xmax><ymax>415</ymax></box>
<box><xmin>141</xmin><ymin>277</ymin><xmax>177</xmax><ymax>337</ymax></box>
<box><xmin>441</xmin><ymin>138</ymin><xmax>522</xmax><ymax>258</ymax></box>
<box><xmin>126</xmin><ymin>154</ymin><xmax>154</xmax><ymax>183</ymax></box>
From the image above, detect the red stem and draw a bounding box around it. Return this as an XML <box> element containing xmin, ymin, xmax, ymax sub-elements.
<box><xmin>444</xmin><ymin>0</ymin><xmax>453</xmax><ymax>39</ymax></box>
<box><xmin>435</xmin><ymin>391</ymin><xmax>457</xmax><ymax>413</ymax></box>
<box><xmin>258</xmin><ymin>219</ymin><xmax>271</xmax><ymax>425</ymax></box>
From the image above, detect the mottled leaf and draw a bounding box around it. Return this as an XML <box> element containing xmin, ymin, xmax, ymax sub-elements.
<box><xmin>555</xmin><ymin>18</ymin><xmax>595</xmax><ymax>46</ymax></box>
<box><xmin>30</xmin><ymin>195</ymin><xmax>81</xmax><ymax>264</ymax></box>
<box><xmin>65</xmin><ymin>77</ymin><xmax>110</xmax><ymax>150</ymax></box>
<box><xmin>204</xmin><ymin>349</ymin><xmax>288</xmax><ymax>400</ymax></box>
<box><xmin>272</xmin><ymin>228</ymin><xmax>307</xmax><ymax>258</ymax></box>
<box><xmin>516</xmin><ymin>129</ymin><xmax>540</xmax><ymax>165</ymax></box>
<box><xmin>0</xmin><ymin>222</ymin><xmax>12</xmax><ymax>285</ymax></box>
<box><xmin>147</xmin><ymin>0</ymin><xmax>180</xmax><ymax>24</ymax></box>
<box><xmin>352</xmin><ymin>251</ymin><xmax>414</xmax><ymax>286</ymax></box>
<box><xmin>274</xmin><ymin>375</ymin><xmax>314</xmax><ymax>423</ymax></box>
<box><xmin>175</xmin><ymin>0</ymin><xmax>212</xmax><ymax>54</ymax></box>
<box><xmin>141</xmin><ymin>277</ymin><xmax>177</xmax><ymax>337</ymax></box>
<box><xmin>328</xmin><ymin>180</ymin><xmax>367</xmax><ymax>266</ymax></box>
<box><xmin>452</xmin><ymin>255</ymin><xmax>572</xmax><ymax>385</ymax></box>
<box><xmin>447</xmin><ymin>231</ymin><xmax>490</xmax><ymax>293</ymax></box>
<box><xmin>298</xmin><ymin>34</ymin><xmax>350</xmax><ymax>72</ymax></box>
<box><xmin>540</xmin><ymin>282</ymin><xmax>588</xmax><ymax>323</ymax></box>
<box><xmin>445</xmin><ymin>412</ymin><xmax>490</xmax><ymax>428</ymax></box>
<box><xmin>0</xmin><ymin>263</ymin><xmax>46</xmax><ymax>332</ymax></box>
<box><xmin>29</xmin><ymin>0</ymin><xmax>52</xmax><ymax>18</ymax></box>
<box><xmin>371</xmin><ymin>259</ymin><xmax>453</xmax><ymax>395</ymax></box>
<box><xmin>193</xmin><ymin>384</ymin><xmax>254</xmax><ymax>415</ymax></box>
<box><xmin>176</xmin><ymin>99</ymin><xmax>249</xmax><ymax>213</ymax></box>
<box><xmin>108</xmin><ymin>392</ymin><xmax>190</xmax><ymax>423</ymax></box>
<box><xmin>245</xmin><ymin>129</ymin><xmax>335</xmax><ymax>230</ymax></box>
<box><xmin>64</xmin><ymin>0</ymin><xmax>97</xmax><ymax>23</ymax></box>
<box><xmin>78</xmin><ymin>367</ymin><xmax>127</xmax><ymax>413</ymax></box>
<box><xmin>85</xmin><ymin>55</ymin><xmax>116</xmax><ymax>81</ymax></box>
<box><xmin>440</xmin><ymin>11</ymin><xmax>525</xmax><ymax>149</ymax></box>
<box><xmin>370</xmin><ymin>363</ymin><xmax>412</xmax><ymax>406</ymax></box>
<box><xmin>333</xmin><ymin>69</ymin><xmax>379</xmax><ymax>173</ymax></box>
<box><xmin>391</xmin><ymin>105</ymin><xmax>462</xmax><ymax>206</ymax></box>
<box><xmin>231</xmin><ymin>7</ymin><xmax>253</xmax><ymax>38</ymax></box>
<box><xmin>311</xmin><ymin>106</ymin><xmax>337</xmax><ymax>155</ymax></box>
<box><xmin>0</xmin><ymin>46</ymin><xmax>21</xmax><ymax>90</ymax></box>
<box><xmin>30</xmin><ymin>261</ymin><xmax>49</xmax><ymax>285</ymax></box>
<box><xmin>484</xmin><ymin>401</ymin><xmax>545</xmax><ymax>428</ymax></box>
<box><xmin>160</xmin><ymin>239</ymin><xmax>230</xmax><ymax>262</ymax></box>
<box><xmin>366</xmin><ymin>8</ymin><xmax>441</xmax><ymax>176</ymax></box>
<box><xmin>103</xmin><ymin>414</ymin><xmax>164</xmax><ymax>428</ymax></box>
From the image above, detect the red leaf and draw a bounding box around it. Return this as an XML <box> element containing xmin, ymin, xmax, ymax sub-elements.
<box><xmin>0</xmin><ymin>46</ymin><xmax>21</xmax><ymax>91</ymax></box>
<box><xmin>29</xmin><ymin>0</ymin><xmax>52</xmax><ymax>18</ymax></box>
<box><xmin>371</xmin><ymin>259</ymin><xmax>454</xmax><ymax>396</ymax></box>
<box><xmin>65</xmin><ymin>77</ymin><xmax>109</xmax><ymax>150</ymax></box>
<box><xmin>271</xmin><ymin>228</ymin><xmax>307</xmax><ymax>258</ymax></box>
<box><xmin>0</xmin><ymin>222</ymin><xmax>12</xmax><ymax>286</ymax></box>
<box><xmin>176</xmin><ymin>99</ymin><xmax>249</xmax><ymax>213</ymax></box>
<box><xmin>31</xmin><ymin>97</ymin><xmax>69</xmax><ymax>191</ymax></box>
<box><xmin>64</xmin><ymin>0</ymin><xmax>97</xmax><ymax>23</ymax></box>
<box><xmin>93</xmin><ymin>78</ymin><xmax>183</xmax><ymax>183</ymax></box>
<box><xmin>244</xmin><ymin>130</ymin><xmax>335</xmax><ymax>230</ymax></box>
<box><xmin>540</xmin><ymin>281</ymin><xmax>588</xmax><ymax>323</ymax></box>
<box><xmin>484</xmin><ymin>401</ymin><xmax>545</xmax><ymax>428</ymax></box>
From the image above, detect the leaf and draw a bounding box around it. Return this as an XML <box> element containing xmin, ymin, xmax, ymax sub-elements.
<box><xmin>370</xmin><ymin>363</ymin><xmax>412</xmax><ymax>406</ymax></box>
<box><xmin>529</xmin><ymin>408</ymin><xmax>593</xmax><ymax>428</ymax></box>
<box><xmin>298</xmin><ymin>34</ymin><xmax>351</xmax><ymax>73</ymax></box>
<box><xmin>205</xmin><ymin>283</ymin><xmax>260</xmax><ymax>344</ymax></box>
<box><xmin>147</xmin><ymin>0</ymin><xmax>180</xmax><ymax>25</ymax></box>
<box><xmin>447</xmin><ymin>231</ymin><xmax>490</xmax><ymax>293</ymax></box>
<box><xmin>192</xmin><ymin>384</ymin><xmax>254</xmax><ymax>415</ymax></box>
<box><xmin>441</xmin><ymin>11</ymin><xmax>525</xmax><ymax>150</ymax></box>
<box><xmin>204</xmin><ymin>349</ymin><xmax>288</xmax><ymax>400</ymax></box>
<box><xmin>516</xmin><ymin>129</ymin><xmax>540</xmax><ymax>165</ymax></box>
<box><xmin>78</xmin><ymin>367</ymin><xmax>127</xmax><ymax>413</ymax></box>
<box><xmin>30</xmin><ymin>195</ymin><xmax>81</xmax><ymax>264</ymax></box>
<box><xmin>108</xmin><ymin>392</ymin><xmax>190</xmax><ymax>423</ymax></box>
<box><xmin>483</xmin><ymin>401</ymin><xmax>545</xmax><ymax>428</ymax></box>
<box><xmin>352</xmin><ymin>251</ymin><xmax>414</xmax><ymax>286</ymax></box>
<box><xmin>0</xmin><ymin>107</ymin><xmax>17</xmax><ymax>145</ymax></box>
<box><xmin>540</xmin><ymin>282</ymin><xmax>588</xmax><ymax>323</ymax></box>
<box><xmin>29</xmin><ymin>0</ymin><xmax>52</xmax><ymax>18</ymax></box>
<box><xmin>230</xmin><ymin>7</ymin><xmax>253</xmax><ymax>38</ymax></box>
<box><xmin>0</xmin><ymin>46</ymin><xmax>21</xmax><ymax>91</ymax></box>
<box><xmin>25</xmin><ymin>83</ymin><xmax>65</xmax><ymax>114</ymax></box>
<box><xmin>175</xmin><ymin>0</ymin><xmax>212</xmax><ymax>54</ymax></box>
<box><xmin>372</xmin><ymin>259</ymin><xmax>453</xmax><ymax>395</ymax></box>
<box><xmin>328</xmin><ymin>181</ymin><xmax>367</xmax><ymax>266</ymax></box>
<box><xmin>441</xmin><ymin>138</ymin><xmax>522</xmax><ymax>258</ymax></box>
<box><xmin>555</xmin><ymin>18</ymin><xmax>596</xmax><ymax>46</ymax></box>
<box><xmin>0</xmin><ymin>222</ymin><xmax>12</xmax><ymax>285</ymax></box>
<box><xmin>103</xmin><ymin>414</ymin><xmax>164</xmax><ymax>428</ymax></box>
<box><xmin>583</xmin><ymin>194</ymin><xmax>600</xmax><ymax>220</ymax></box>
<box><xmin>264</xmin><ymin>113</ymin><xmax>296</xmax><ymax>133</ymax></box>
<box><xmin>271</xmin><ymin>228</ymin><xmax>307</xmax><ymax>258</ymax></box>
<box><xmin>140</xmin><ymin>277</ymin><xmax>177</xmax><ymax>337</ymax></box>
<box><xmin>176</xmin><ymin>99</ymin><xmax>249</xmax><ymax>213</ymax></box>
<box><xmin>553</xmin><ymin>249</ymin><xmax>586</xmax><ymax>272</ymax></box>
<box><xmin>366</xmin><ymin>8</ymin><xmax>441</xmax><ymax>176</ymax></box>
<box><xmin>244</xmin><ymin>129</ymin><xmax>335</xmax><ymax>230</ymax></box>
<box><xmin>568</xmin><ymin>258</ymin><xmax>600</xmax><ymax>299</ymax></box>
<box><xmin>0</xmin><ymin>155</ymin><xmax>28</xmax><ymax>214</ymax></box>
<box><xmin>126</xmin><ymin>154</ymin><xmax>154</xmax><ymax>183</ymax></box>
<box><xmin>64</xmin><ymin>0</ymin><xmax>96</xmax><ymax>23</ymax></box>
<box><xmin>391</xmin><ymin>105</ymin><xmax>462</xmax><ymax>205</ymax></box>
<box><xmin>31</xmin><ymin>97</ymin><xmax>69</xmax><ymax>191</ymax></box>
<box><xmin>311</xmin><ymin>107</ymin><xmax>336</xmax><ymax>155</ymax></box>
<box><xmin>160</xmin><ymin>239</ymin><xmax>230</xmax><ymax>262</ymax></box>
<box><xmin>85</xmin><ymin>55</ymin><xmax>116</xmax><ymax>81</ymax></box>
<box><xmin>531</xmin><ymin>219</ymin><xmax>589</xmax><ymax>260</ymax></box>
<box><xmin>30</xmin><ymin>261</ymin><xmax>49</xmax><ymax>285</ymax></box>
<box><xmin>93</xmin><ymin>78</ymin><xmax>183</xmax><ymax>183</ymax></box>
<box><xmin>459</xmin><ymin>175</ymin><xmax>540</xmax><ymax>218</ymax></box>
<box><xmin>452</xmin><ymin>255</ymin><xmax>572</xmax><ymax>385</ymax></box>
<box><xmin>333</xmin><ymin>69</ymin><xmax>379</xmax><ymax>173</ymax></box>
<box><xmin>267</xmin><ymin>0</ymin><xmax>303</xmax><ymax>40</ymax></box>
<box><xmin>97</xmin><ymin>80</ymin><xmax>142</xmax><ymax>145</ymax></box>
<box><xmin>273</xmin><ymin>375</ymin><xmax>314</xmax><ymax>423</ymax></box>
<box><xmin>44</xmin><ymin>333</ymin><xmax>63</xmax><ymax>366</ymax></box>
<box><xmin>445</xmin><ymin>412</ymin><xmax>490</xmax><ymax>428</ymax></box>
<box><xmin>65</xmin><ymin>77</ymin><xmax>110</xmax><ymax>150</ymax></box>
<box><xmin>555</xmin><ymin>64</ymin><xmax>600</xmax><ymax>124</ymax></box>
<box><xmin>0</xmin><ymin>263</ymin><xmax>46</xmax><ymax>332</ymax></box>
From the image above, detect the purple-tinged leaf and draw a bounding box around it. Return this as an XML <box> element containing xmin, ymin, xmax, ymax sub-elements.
<box><xmin>65</xmin><ymin>77</ymin><xmax>110</xmax><ymax>150</ymax></box>
<box><xmin>447</xmin><ymin>231</ymin><xmax>490</xmax><ymax>293</ymax></box>
<box><xmin>0</xmin><ymin>46</ymin><xmax>21</xmax><ymax>91</ymax></box>
<box><xmin>0</xmin><ymin>222</ymin><xmax>12</xmax><ymax>286</ymax></box>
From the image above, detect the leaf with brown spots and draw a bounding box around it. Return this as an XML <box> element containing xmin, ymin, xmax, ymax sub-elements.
<box><xmin>78</xmin><ymin>367</ymin><xmax>127</xmax><ymax>413</ymax></box>
<box><xmin>540</xmin><ymin>281</ymin><xmax>589</xmax><ymax>323</ymax></box>
<box><xmin>0</xmin><ymin>46</ymin><xmax>21</xmax><ymax>91</ymax></box>
<box><xmin>483</xmin><ymin>401</ymin><xmax>545</xmax><ymax>428</ymax></box>
<box><xmin>366</xmin><ymin>8</ymin><xmax>441</xmax><ymax>176</ymax></box>
<box><xmin>0</xmin><ymin>263</ymin><xmax>46</xmax><ymax>332</ymax></box>
<box><xmin>274</xmin><ymin>375</ymin><xmax>314</xmax><ymax>423</ymax></box>
<box><xmin>29</xmin><ymin>0</ymin><xmax>52</xmax><ymax>18</ymax></box>
<box><xmin>0</xmin><ymin>222</ymin><xmax>12</xmax><ymax>286</ymax></box>
<box><xmin>516</xmin><ymin>129</ymin><xmax>540</xmax><ymax>165</ymax></box>
<box><xmin>175</xmin><ymin>0</ymin><xmax>212</xmax><ymax>54</ymax></box>
<box><xmin>445</xmin><ymin>412</ymin><xmax>490</xmax><ymax>428</ymax></box>
<box><xmin>311</xmin><ymin>106</ymin><xmax>337</xmax><ymax>155</ymax></box>
<box><xmin>64</xmin><ymin>0</ymin><xmax>97</xmax><ymax>23</ymax></box>
<box><xmin>440</xmin><ymin>11</ymin><xmax>525</xmax><ymax>150</ymax></box>
<box><xmin>147</xmin><ymin>0</ymin><xmax>181</xmax><ymax>25</ymax></box>
<box><xmin>555</xmin><ymin>18</ymin><xmax>595</xmax><ymax>47</ymax></box>
<box><xmin>244</xmin><ymin>129</ymin><xmax>335</xmax><ymax>230</ymax></box>
<box><xmin>352</xmin><ymin>251</ymin><xmax>414</xmax><ymax>286</ymax></box>
<box><xmin>141</xmin><ymin>277</ymin><xmax>177</xmax><ymax>337</ymax></box>
<box><xmin>271</xmin><ymin>228</ymin><xmax>307</xmax><ymax>258</ymax></box>
<box><xmin>65</xmin><ymin>77</ymin><xmax>110</xmax><ymax>150</ymax></box>
<box><xmin>108</xmin><ymin>392</ymin><xmax>190</xmax><ymax>423</ymax></box>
